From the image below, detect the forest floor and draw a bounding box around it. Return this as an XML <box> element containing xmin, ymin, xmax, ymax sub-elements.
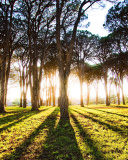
<box><xmin>0</xmin><ymin>105</ymin><xmax>128</xmax><ymax>160</ymax></box>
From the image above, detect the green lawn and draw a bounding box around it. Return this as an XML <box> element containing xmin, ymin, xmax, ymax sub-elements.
<box><xmin>0</xmin><ymin>105</ymin><xmax>128</xmax><ymax>160</ymax></box>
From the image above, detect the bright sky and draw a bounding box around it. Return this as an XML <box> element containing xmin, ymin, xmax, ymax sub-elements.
<box><xmin>84</xmin><ymin>1</ymin><xmax>117</xmax><ymax>36</ymax></box>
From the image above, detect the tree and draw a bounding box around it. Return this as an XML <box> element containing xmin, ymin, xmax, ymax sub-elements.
<box><xmin>55</xmin><ymin>0</ymin><xmax>103</xmax><ymax>118</ymax></box>
<box><xmin>18</xmin><ymin>0</ymin><xmax>55</xmax><ymax>111</ymax></box>
<box><xmin>105</xmin><ymin>1</ymin><xmax>128</xmax><ymax>33</ymax></box>
<box><xmin>15</xmin><ymin>48</ymin><xmax>29</xmax><ymax>108</ymax></box>
<box><xmin>96</xmin><ymin>36</ymin><xmax>113</xmax><ymax>106</ymax></box>
<box><xmin>0</xmin><ymin>0</ymin><xmax>19</xmax><ymax>112</ymax></box>
<box><xmin>43</xmin><ymin>42</ymin><xmax>58</xmax><ymax>106</ymax></box>
<box><xmin>109</xmin><ymin>52</ymin><xmax>128</xmax><ymax>104</ymax></box>
<box><xmin>90</xmin><ymin>64</ymin><xmax>103</xmax><ymax>105</ymax></box>
<box><xmin>73</xmin><ymin>30</ymin><xmax>97</xmax><ymax>107</ymax></box>
<box><xmin>105</xmin><ymin>2</ymin><xmax>128</xmax><ymax>104</ymax></box>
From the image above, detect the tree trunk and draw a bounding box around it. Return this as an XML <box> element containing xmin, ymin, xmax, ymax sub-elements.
<box><xmin>4</xmin><ymin>53</ymin><xmax>12</xmax><ymax>107</ymax></box>
<box><xmin>104</xmin><ymin>74</ymin><xmax>109</xmax><ymax>106</ymax></box>
<box><xmin>86</xmin><ymin>82</ymin><xmax>90</xmax><ymax>105</ymax></box>
<box><xmin>31</xmin><ymin>28</ymin><xmax>39</xmax><ymax>111</ymax></box>
<box><xmin>58</xmin><ymin>72</ymin><xmax>69</xmax><ymax>119</ymax></box>
<box><xmin>40</xmin><ymin>97</ymin><xmax>43</xmax><ymax>106</ymax></box>
<box><xmin>108</xmin><ymin>83</ymin><xmax>112</xmax><ymax>105</ymax></box>
<box><xmin>20</xmin><ymin>92</ymin><xmax>23</xmax><ymax>107</ymax></box>
<box><xmin>22</xmin><ymin>69</ymin><xmax>26</xmax><ymax>108</ymax></box>
<box><xmin>4</xmin><ymin>79</ymin><xmax>7</xmax><ymax>107</ymax></box>
<box><xmin>117</xmin><ymin>84</ymin><xmax>120</xmax><ymax>105</ymax></box>
<box><xmin>23</xmin><ymin>93</ymin><xmax>26</xmax><ymax>108</ymax></box>
<box><xmin>52</xmin><ymin>86</ymin><xmax>56</xmax><ymax>106</ymax></box>
<box><xmin>46</xmin><ymin>76</ymin><xmax>48</xmax><ymax>106</ymax></box>
<box><xmin>121</xmin><ymin>76</ymin><xmax>125</xmax><ymax>105</ymax></box>
<box><xmin>31</xmin><ymin>61</ymin><xmax>39</xmax><ymax>111</ymax></box>
<box><xmin>0</xmin><ymin>80</ymin><xmax>5</xmax><ymax>112</ymax></box>
<box><xmin>0</xmin><ymin>53</ymin><xmax>6</xmax><ymax>113</ymax></box>
<box><xmin>19</xmin><ymin>70</ymin><xmax>23</xmax><ymax>107</ymax></box>
<box><xmin>96</xmin><ymin>81</ymin><xmax>99</xmax><ymax>105</ymax></box>
<box><xmin>80</xmin><ymin>78</ymin><xmax>84</xmax><ymax>107</ymax></box>
<box><xmin>49</xmin><ymin>86</ymin><xmax>51</xmax><ymax>106</ymax></box>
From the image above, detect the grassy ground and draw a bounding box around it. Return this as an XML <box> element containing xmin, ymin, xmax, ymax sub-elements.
<box><xmin>0</xmin><ymin>105</ymin><xmax>128</xmax><ymax>160</ymax></box>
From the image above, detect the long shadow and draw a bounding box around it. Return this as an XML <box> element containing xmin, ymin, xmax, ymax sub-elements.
<box><xmin>71</xmin><ymin>108</ymin><xmax>128</xmax><ymax>138</ymax></box>
<box><xmin>3</xmin><ymin>107</ymin><xmax>59</xmax><ymax>160</ymax></box>
<box><xmin>38</xmin><ymin>117</ymin><xmax>84</xmax><ymax>160</ymax></box>
<box><xmin>114</xmin><ymin>106</ymin><xmax>128</xmax><ymax>109</ymax></box>
<box><xmin>73</xmin><ymin>107</ymin><xmax>128</xmax><ymax>125</ymax></box>
<box><xmin>70</xmin><ymin>112</ymin><xmax>105</xmax><ymax>160</ymax></box>
<box><xmin>0</xmin><ymin>107</ymin><xmax>51</xmax><ymax>126</ymax></box>
<box><xmin>0</xmin><ymin>110</ymin><xmax>30</xmax><ymax>125</ymax></box>
<box><xmin>89</xmin><ymin>108</ymin><xmax>128</xmax><ymax>119</ymax></box>
<box><xmin>0</xmin><ymin>108</ymin><xmax>51</xmax><ymax>133</ymax></box>
<box><xmin>78</xmin><ymin>108</ymin><xmax>128</xmax><ymax>129</ymax></box>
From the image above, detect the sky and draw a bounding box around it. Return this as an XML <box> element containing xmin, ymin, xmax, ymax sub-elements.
<box><xmin>84</xmin><ymin>1</ymin><xmax>116</xmax><ymax>37</ymax></box>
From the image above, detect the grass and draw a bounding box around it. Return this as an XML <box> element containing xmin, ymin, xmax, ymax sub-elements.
<box><xmin>0</xmin><ymin>105</ymin><xmax>128</xmax><ymax>160</ymax></box>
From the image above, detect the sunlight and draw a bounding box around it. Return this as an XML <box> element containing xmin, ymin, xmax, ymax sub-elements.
<box><xmin>7</xmin><ymin>75</ymin><xmax>128</xmax><ymax>105</ymax></box>
<box><xmin>7</xmin><ymin>86</ymin><xmax>20</xmax><ymax>102</ymax></box>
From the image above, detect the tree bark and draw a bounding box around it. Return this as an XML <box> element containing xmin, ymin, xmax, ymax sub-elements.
<box><xmin>80</xmin><ymin>79</ymin><xmax>84</xmax><ymax>107</ymax></box>
<box><xmin>0</xmin><ymin>46</ymin><xmax>7</xmax><ymax>113</ymax></box>
<box><xmin>19</xmin><ymin>72</ymin><xmax>23</xmax><ymax>107</ymax></box>
<box><xmin>52</xmin><ymin>86</ymin><xmax>56</xmax><ymax>106</ymax></box>
<box><xmin>117</xmin><ymin>84</ymin><xmax>120</xmax><ymax>105</ymax></box>
<box><xmin>31</xmin><ymin>61</ymin><xmax>39</xmax><ymax>111</ymax></box>
<box><xmin>104</xmin><ymin>72</ymin><xmax>109</xmax><ymax>106</ymax></box>
<box><xmin>86</xmin><ymin>82</ymin><xmax>90</xmax><ymax>105</ymax></box>
<box><xmin>96</xmin><ymin>81</ymin><xmax>99</xmax><ymax>105</ymax></box>
<box><xmin>58</xmin><ymin>71</ymin><xmax>69</xmax><ymax>119</ymax></box>
<box><xmin>108</xmin><ymin>83</ymin><xmax>112</xmax><ymax>105</ymax></box>
<box><xmin>120</xmin><ymin>75</ymin><xmax>125</xmax><ymax>105</ymax></box>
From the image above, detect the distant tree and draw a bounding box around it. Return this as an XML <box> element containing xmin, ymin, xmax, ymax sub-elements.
<box><xmin>83</xmin><ymin>63</ymin><xmax>93</xmax><ymax>105</ymax></box>
<box><xmin>15</xmin><ymin>48</ymin><xmax>29</xmax><ymax>108</ymax></box>
<box><xmin>73</xmin><ymin>30</ymin><xmax>95</xmax><ymax>107</ymax></box>
<box><xmin>18</xmin><ymin>0</ymin><xmax>55</xmax><ymax>111</ymax></box>
<box><xmin>97</xmin><ymin>36</ymin><xmax>113</xmax><ymax>106</ymax></box>
<box><xmin>43</xmin><ymin>42</ymin><xmax>58</xmax><ymax>107</ymax></box>
<box><xmin>90</xmin><ymin>64</ymin><xmax>103</xmax><ymax>105</ymax></box>
<box><xmin>109</xmin><ymin>53</ymin><xmax>128</xmax><ymax>105</ymax></box>
<box><xmin>105</xmin><ymin>2</ymin><xmax>128</xmax><ymax>104</ymax></box>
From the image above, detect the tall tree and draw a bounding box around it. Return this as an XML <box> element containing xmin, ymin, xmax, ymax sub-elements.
<box><xmin>19</xmin><ymin>0</ymin><xmax>55</xmax><ymax>111</ymax></box>
<box><xmin>43</xmin><ymin>42</ymin><xmax>58</xmax><ymax>106</ymax></box>
<box><xmin>73</xmin><ymin>30</ymin><xmax>97</xmax><ymax>107</ymax></box>
<box><xmin>105</xmin><ymin>1</ymin><xmax>128</xmax><ymax>104</ymax></box>
<box><xmin>90</xmin><ymin>64</ymin><xmax>103</xmax><ymax>105</ymax></box>
<box><xmin>56</xmin><ymin>0</ymin><xmax>103</xmax><ymax>118</ymax></box>
<box><xmin>15</xmin><ymin>47</ymin><xmax>29</xmax><ymax>108</ymax></box>
<box><xmin>97</xmin><ymin>36</ymin><xmax>113</xmax><ymax>106</ymax></box>
<box><xmin>0</xmin><ymin>0</ymin><xmax>19</xmax><ymax>112</ymax></box>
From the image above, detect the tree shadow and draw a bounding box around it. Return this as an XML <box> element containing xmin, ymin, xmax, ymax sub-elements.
<box><xmin>3</xmin><ymin>107</ymin><xmax>59</xmax><ymax>160</ymax></box>
<box><xmin>70</xmin><ymin>112</ymin><xmax>105</xmax><ymax>160</ymax></box>
<box><xmin>0</xmin><ymin>107</ymin><xmax>51</xmax><ymax>127</ymax></box>
<box><xmin>115</xmin><ymin>106</ymin><xmax>128</xmax><ymax>109</ymax></box>
<box><xmin>71</xmin><ymin>108</ymin><xmax>128</xmax><ymax>138</ymax></box>
<box><xmin>91</xmin><ymin>108</ymin><xmax>128</xmax><ymax>118</ymax></box>
<box><xmin>38</xmin><ymin>117</ymin><xmax>84</xmax><ymax>160</ymax></box>
<box><xmin>0</xmin><ymin>108</ymin><xmax>51</xmax><ymax>132</ymax></box>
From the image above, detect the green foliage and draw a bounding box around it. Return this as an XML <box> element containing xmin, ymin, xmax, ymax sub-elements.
<box><xmin>105</xmin><ymin>1</ymin><xmax>128</xmax><ymax>32</ymax></box>
<box><xmin>12</xmin><ymin>99</ymin><xmax>20</xmax><ymax>106</ymax></box>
